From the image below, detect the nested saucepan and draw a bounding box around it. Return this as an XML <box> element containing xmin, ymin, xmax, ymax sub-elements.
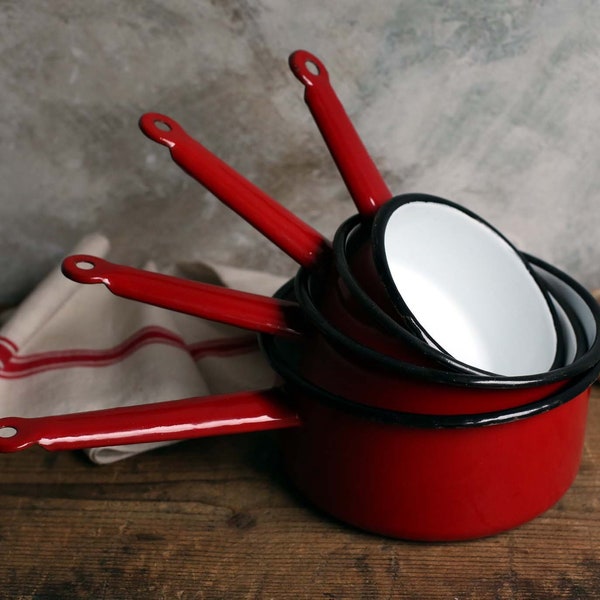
<box><xmin>326</xmin><ymin>210</ymin><xmax>576</xmax><ymax>375</ymax></box>
<box><xmin>289</xmin><ymin>50</ymin><xmax>562</xmax><ymax>376</ymax></box>
<box><xmin>293</xmin><ymin>244</ymin><xmax>600</xmax><ymax>415</ymax></box>
<box><xmin>0</xmin><ymin>279</ymin><xmax>597</xmax><ymax>542</ymax></box>
<box><xmin>369</xmin><ymin>194</ymin><xmax>565</xmax><ymax>375</ymax></box>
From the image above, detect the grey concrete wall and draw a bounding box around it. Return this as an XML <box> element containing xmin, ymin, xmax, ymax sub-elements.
<box><xmin>2</xmin><ymin>1</ymin><xmax>600</xmax><ymax>305</ymax></box>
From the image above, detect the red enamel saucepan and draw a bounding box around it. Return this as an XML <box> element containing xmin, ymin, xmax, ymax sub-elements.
<box><xmin>59</xmin><ymin>251</ymin><xmax>495</xmax><ymax>384</ymax></box>
<box><xmin>0</xmin><ymin>294</ymin><xmax>597</xmax><ymax>542</ymax></box>
<box><xmin>293</xmin><ymin>243</ymin><xmax>600</xmax><ymax>415</ymax></box>
<box><xmin>289</xmin><ymin>51</ymin><xmax>562</xmax><ymax>376</ymax></box>
<box><xmin>330</xmin><ymin>207</ymin><xmax>566</xmax><ymax>376</ymax></box>
<box><xmin>262</xmin><ymin>332</ymin><xmax>599</xmax><ymax>542</ymax></box>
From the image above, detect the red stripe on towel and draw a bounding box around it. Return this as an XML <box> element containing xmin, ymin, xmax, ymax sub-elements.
<box><xmin>0</xmin><ymin>337</ymin><xmax>18</xmax><ymax>352</ymax></box>
<box><xmin>0</xmin><ymin>328</ymin><xmax>259</xmax><ymax>379</ymax></box>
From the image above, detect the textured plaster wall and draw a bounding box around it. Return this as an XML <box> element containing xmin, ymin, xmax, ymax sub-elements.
<box><xmin>2</xmin><ymin>1</ymin><xmax>600</xmax><ymax>305</ymax></box>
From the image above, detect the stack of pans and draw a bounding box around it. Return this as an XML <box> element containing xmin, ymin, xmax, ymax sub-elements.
<box><xmin>2</xmin><ymin>50</ymin><xmax>598</xmax><ymax>542</ymax></box>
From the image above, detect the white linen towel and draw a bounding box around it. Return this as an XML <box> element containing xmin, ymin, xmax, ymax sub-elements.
<box><xmin>0</xmin><ymin>234</ymin><xmax>287</xmax><ymax>464</ymax></box>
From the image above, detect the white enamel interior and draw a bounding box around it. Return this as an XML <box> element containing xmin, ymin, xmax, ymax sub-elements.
<box><xmin>382</xmin><ymin>202</ymin><xmax>558</xmax><ymax>376</ymax></box>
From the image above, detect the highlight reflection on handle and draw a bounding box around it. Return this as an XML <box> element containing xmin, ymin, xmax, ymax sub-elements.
<box><xmin>289</xmin><ymin>50</ymin><xmax>392</xmax><ymax>217</ymax></box>
<box><xmin>62</xmin><ymin>254</ymin><xmax>304</xmax><ymax>337</ymax></box>
<box><xmin>139</xmin><ymin>112</ymin><xmax>331</xmax><ymax>268</ymax></box>
<box><xmin>0</xmin><ymin>388</ymin><xmax>300</xmax><ymax>452</ymax></box>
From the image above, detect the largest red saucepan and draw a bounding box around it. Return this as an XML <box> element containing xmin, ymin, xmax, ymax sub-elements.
<box><xmin>0</xmin><ymin>277</ymin><xmax>596</xmax><ymax>542</ymax></box>
<box><xmin>260</xmin><ymin>329</ymin><xmax>599</xmax><ymax>541</ymax></box>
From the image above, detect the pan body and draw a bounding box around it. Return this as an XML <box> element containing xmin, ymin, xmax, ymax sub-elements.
<box><xmin>261</xmin><ymin>332</ymin><xmax>594</xmax><ymax>541</ymax></box>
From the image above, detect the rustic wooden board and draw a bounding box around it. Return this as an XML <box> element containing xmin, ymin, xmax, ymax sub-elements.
<box><xmin>1</xmin><ymin>387</ymin><xmax>600</xmax><ymax>599</ymax></box>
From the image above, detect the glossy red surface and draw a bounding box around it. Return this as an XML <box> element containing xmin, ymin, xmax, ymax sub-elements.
<box><xmin>61</xmin><ymin>254</ymin><xmax>304</xmax><ymax>337</ymax></box>
<box><xmin>0</xmin><ymin>388</ymin><xmax>300</xmax><ymax>452</ymax></box>
<box><xmin>321</xmin><ymin>267</ymin><xmax>438</xmax><ymax>366</ymax></box>
<box><xmin>298</xmin><ymin>331</ymin><xmax>567</xmax><ymax>414</ymax></box>
<box><xmin>138</xmin><ymin>112</ymin><xmax>331</xmax><ymax>268</ymax></box>
<box><xmin>280</xmin><ymin>383</ymin><xmax>590</xmax><ymax>541</ymax></box>
<box><xmin>289</xmin><ymin>50</ymin><xmax>392</xmax><ymax>217</ymax></box>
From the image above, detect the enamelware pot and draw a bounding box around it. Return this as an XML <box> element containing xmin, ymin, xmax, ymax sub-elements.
<box><xmin>338</xmin><ymin>212</ymin><xmax>590</xmax><ymax>367</ymax></box>
<box><xmin>293</xmin><ymin>251</ymin><xmax>600</xmax><ymax>415</ymax></box>
<box><xmin>261</xmin><ymin>331</ymin><xmax>599</xmax><ymax>541</ymax></box>
<box><xmin>62</xmin><ymin>247</ymin><xmax>499</xmax><ymax>378</ymax></box>
<box><xmin>61</xmin><ymin>245</ymin><xmax>596</xmax><ymax>417</ymax></box>
<box><xmin>310</xmin><ymin>247</ymin><xmax>581</xmax><ymax>374</ymax></box>
<box><xmin>290</xmin><ymin>49</ymin><xmax>563</xmax><ymax>376</ymax></box>
<box><xmin>325</xmin><ymin>252</ymin><xmax>583</xmax><ymax>369</ymax></box>
<box><xmin>331</xmin><ymin>211</ymin><xmax>566</xmax><ymax>376</ymax></box>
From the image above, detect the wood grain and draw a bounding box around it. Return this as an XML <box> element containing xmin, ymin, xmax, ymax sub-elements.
<box><xmin>1</xmin><ymin>388</ymin><xmax>600</xmax><ymax>599</ymax></box>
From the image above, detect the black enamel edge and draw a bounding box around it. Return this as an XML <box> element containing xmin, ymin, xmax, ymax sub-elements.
<box><xmin>530</xmin><ymin>259</ymin><xmax>589</xmax><ymax>361</ymax></box>
<box><xmin>259</xmin><ymin>328</ymin><xmax>600</xmax><ymax>429</ymax></box>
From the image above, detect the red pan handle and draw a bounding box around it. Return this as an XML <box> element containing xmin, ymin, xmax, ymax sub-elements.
<box><xmin>139</xmin><ymin>113</ymin><xmax>331</xmax><ymax>269</ymax></box>
<box><xmin>62</xmin><ymin>254</ymin><xmax>304</xmax><ymax>337</ymax></box>
<box><xmin>289</xmin><ymin>50</ymin><xmax>392</xmax><ymax>217</ymax></box>
<box><xmin>0</xmin><ymin>387</ymin><xmax>300</xmax><ymax>452</ymax></box>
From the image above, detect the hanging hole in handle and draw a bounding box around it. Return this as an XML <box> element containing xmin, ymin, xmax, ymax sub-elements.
<box><xmin>306</xmin><ymin>60</ymin><xmax>320</xmax><ymax>76</ymax></box>
<box><xmin>154</xmin><ymin>120</ymin><xmax>172</xmax><ymax>132</ymax></box>
<box><xmin>75</xmin><ymin>260</ymin><xmax>95</xmax><ymax>271</ymax></box>
<box><xmin>0</xmin><ymin>426</ymin><xmax>17</xmax><ymax>438</ymax></box>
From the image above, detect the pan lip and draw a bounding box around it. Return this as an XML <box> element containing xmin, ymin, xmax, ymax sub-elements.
<box><xmin>532</xmin><ymin>264</ymin><xmax>588</xmax><ymax>363</ymax></box>
<box><xmin>369</xmin><ymin>193</ymin><xmax>565</xmax><ymax>374</ymax></box>
<box><xmin>325</xmin><ymin>213</ymin><xmax>600</xmax><ymax>387</ymax></box>
<box><xmin>258</xmin><ymin>328</ymin><xmax>599</xmax><ymax>429</ymax></box>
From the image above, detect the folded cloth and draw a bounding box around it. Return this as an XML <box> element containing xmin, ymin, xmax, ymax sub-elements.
<box><xmin>0</xmin><ymin>234</ymin><xmax>287</xmax><ymax>464</ymax></box>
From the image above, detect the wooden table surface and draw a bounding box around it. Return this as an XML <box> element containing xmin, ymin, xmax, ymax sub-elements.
<box><xmin>1</xmin><ymin>387</ymin><xmax>600</xmax><ymax>600</ymax></box>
